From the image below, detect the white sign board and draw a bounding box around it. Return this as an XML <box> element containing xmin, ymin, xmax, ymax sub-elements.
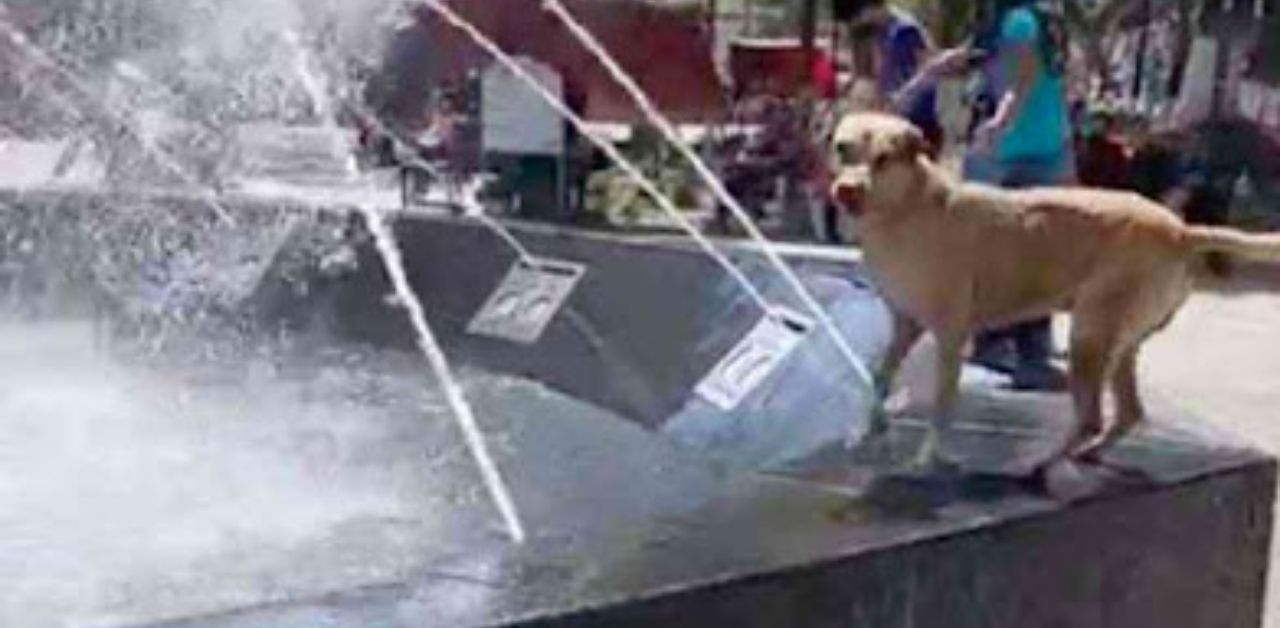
<box><xmin>481</xmin><ymin>58</ymin><xmax>565</xmax><ymax>156</ymax></box>
<box><xmin>695</xmin><ymin>308</ymin><xmax>813</xmax><ymax>411</ymax></box>
<box><xmin>467</xmin><ymin>257</ymin><xmax>585</xmax><ymax>345</ymax></box>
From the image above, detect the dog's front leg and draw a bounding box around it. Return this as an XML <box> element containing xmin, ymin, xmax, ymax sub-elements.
<box><xmin>849</xmin><ymin>310</ymin><xmax>922</xmax><ymax>460</ymax></box>
<box><xmin>915</xmin><ymin>331</ymin><xmax>965</xmax><ymax>471</ymax></box>
<box><xmin>873</xmin><ymin>311</ymin><xmax>924</xmax><ymax>425</ymax></box>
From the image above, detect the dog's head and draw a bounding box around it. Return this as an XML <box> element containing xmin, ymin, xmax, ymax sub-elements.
<box><xmin>829</xmin><ymin>112</ymin><xmax>930</xmax><ymax>217</ymax></box>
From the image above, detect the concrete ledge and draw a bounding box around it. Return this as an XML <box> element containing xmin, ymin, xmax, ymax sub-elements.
<box><xmin>223</xmin><ymin>207</ymin><xmax>1280</xmax><ymax>628</ymax></box>
<box><xmin>147</xmin><ymin>414</ymin><xmax>1274</xmax><ymax>628</ymax></box>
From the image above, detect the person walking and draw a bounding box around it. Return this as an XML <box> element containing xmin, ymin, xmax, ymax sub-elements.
<box><xmin>968</xmin><ymin>0</ymin><xmax>1074</xmax><ymax>391</ymax></box>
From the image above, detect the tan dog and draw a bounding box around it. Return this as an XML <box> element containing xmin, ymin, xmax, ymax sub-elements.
<box><xmin>830</xmin><ymin>112</ymin><xmax>1280</xmax><ymax>470</ymax></box>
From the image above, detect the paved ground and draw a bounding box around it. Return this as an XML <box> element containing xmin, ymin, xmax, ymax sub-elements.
<box><xmin>1139</xmin><ymin>264</ymin><xmax>1280</xmax><ymax>627</ymax></box>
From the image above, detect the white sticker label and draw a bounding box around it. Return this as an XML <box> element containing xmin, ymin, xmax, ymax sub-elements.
<box><xmin>695</xmin><ymin>308</ymin><xmax>813</xmax><ymax>411</ymax></box>
<box><xmin>467</xmin><ymin>258</ymin><xmax>585</xmax><ymax>345</ymax></box>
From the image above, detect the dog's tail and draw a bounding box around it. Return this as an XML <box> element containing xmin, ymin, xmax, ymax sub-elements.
<box><xmin>1184</xmin><ymin>226</ymin><xmax>1280</xmax><ymax>263</ymax></box>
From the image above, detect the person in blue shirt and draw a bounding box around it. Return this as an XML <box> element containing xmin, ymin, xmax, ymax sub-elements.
<box><xmin>968</xmin><ymin>0</ymin><xmax>1073</xmax><ymax>391</ymax></box>
<box><xmin>847</xmin><ymin>0</ymin><xmax>975</xmax><ymax>155</ymax></box>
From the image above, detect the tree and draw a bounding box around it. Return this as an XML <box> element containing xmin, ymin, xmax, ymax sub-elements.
<box><xmin>1061</xmin><ymin>0</ymin><xmax>1138</xmax><ymax>94</ymax></box>
<box><xmin>894</xmin><ymin>0</ymin><xmax>979</xmax><ymax>47</ymax></box>
<box><xmin>1061</xmin><ymin>0</ymin><xmax>1199</xmax><ymax>98</ymax></box>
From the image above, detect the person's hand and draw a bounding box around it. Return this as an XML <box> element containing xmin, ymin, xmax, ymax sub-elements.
<box><xmin>924</xmin><ymin>47</ymin><xmax>981</xmax><ymax>80</ymax></box>
<box><xmin>973</xmin><ymin>118</ymin><xmax>1002</xmax><ymax>153</ymax></box>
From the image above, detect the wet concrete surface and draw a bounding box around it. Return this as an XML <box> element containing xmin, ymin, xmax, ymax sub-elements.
<box><xmin>137</xmin><ymin>380</ymin><xmax>1272</xmax><ymax>628</ymax></box>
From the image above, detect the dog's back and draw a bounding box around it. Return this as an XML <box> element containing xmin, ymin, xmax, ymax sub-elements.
<box><xmin>946</xmin><ymin>182</ymin><xmax>1187</xmax><ymax>247</ymax></box>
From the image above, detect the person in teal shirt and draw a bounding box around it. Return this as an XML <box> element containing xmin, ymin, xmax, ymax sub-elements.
<box><xmin>969</xmin><ymin>0</ymin><xmax>1073</xmax><ymax>391</ymax></box>
<box><xmin>982</xmin><ymin>4</ymin><xmax>1070</xmax><ymax>169</ymax></box>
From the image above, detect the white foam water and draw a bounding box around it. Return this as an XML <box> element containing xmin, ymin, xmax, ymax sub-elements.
<box><xmin>0</xmin><ymin>319</ymin><xmax>641</xmax><ymax>626</ymax></box>
<box><xmin>0</xmin><ymin>9</ymin><xmax>237</xmax><ymax>227</ymax></box>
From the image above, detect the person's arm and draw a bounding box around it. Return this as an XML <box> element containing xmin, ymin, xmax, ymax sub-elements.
<box><xmin>883</xmin><ymin>24</ymin><xmax>931</xmax><ymax>112</ymax></box>
<box><xmin>987</xmin><ymin>41</ymin><xmax>1037</xmax><ymax>134</ymax></box>
<box><xmin>976</xmin><ymin>9</ymin><xmax>1040</xmax><ymax>146</ymax></box>
<box><xmin>888</xmin><ymin>47</ymin><xmax>975</xmax><ymax>112</ymax></box>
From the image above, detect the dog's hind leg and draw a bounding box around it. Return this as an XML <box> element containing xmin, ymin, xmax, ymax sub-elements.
<box><xmin>1107</xmin><ymin>347</ymin><xmax>1145</xmax><ymax>443</ymax></box>
<box><xmin>1051</xmin><ymin>315</ymin><xmax>1117</xmax><ymax>466</ymax></box>
<box><xmin>1072</xmin><ymin>271</ymin><xmax>1189</xmax><ymax>462</ymax></box>
<box><xmin>1075</xmin><ymin>346</ymin><xmax>1143</xmax><ymax>461</ymax></box>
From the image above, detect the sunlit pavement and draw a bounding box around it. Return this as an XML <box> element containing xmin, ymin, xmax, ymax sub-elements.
<box><xmin>1140</xmin><ymin>264</ymin><xmax>1280</xmax><ymax>626</ymax></box>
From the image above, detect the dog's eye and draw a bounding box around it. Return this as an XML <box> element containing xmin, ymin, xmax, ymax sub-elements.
<box><xmin>835</xmin><ymin>142</ymin><xmax>858</xmax><ymax>164</ymax></box>
<box><xmin>871</xmin><ymin>154</ymin><xmax>889</xmax><ymax>170</ymax></box>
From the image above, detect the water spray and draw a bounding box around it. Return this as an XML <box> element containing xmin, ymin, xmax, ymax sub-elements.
<box><xmin>541</xmin><ymin>0</ymin><xmax>876</xmax><ymax>393</ymax></box>
<box><xmin>284</xmin><ymin>26</ymin><xmax>527</xmax><ymax>543</ymax></box>
<box><xmin>363</xmin><ymin>210</ymin><xmax>528</xmax><ymax>543</ymax></box>
<box><xmin>0</xmin><ymin>8</ymin><xmax>237</xmax><ymax>227</ymax></box>
<box><xmin>414</xmin><ymin>0</ymin><xmax>775</xmax><ymax>316</ymax></box>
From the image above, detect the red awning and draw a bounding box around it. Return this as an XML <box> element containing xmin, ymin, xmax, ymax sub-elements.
<box><xmin>729</xmin><ymin>38</ymin><xmax>836</xmax><ymax>100</ymax></box>
<box><xmin>413</xmin><ymin>0</ymin><xmax>727</xmax><ymax>123</ymax></box>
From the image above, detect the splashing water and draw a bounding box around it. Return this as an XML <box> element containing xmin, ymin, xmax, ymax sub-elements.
<box><xmin>283</xmin><ymin>27</ymin><xmax>527</xmax><ymax>543</ymax></box>
<box><xmin>281</xmin><ymin>23</ymin><xmax>541</xmax><ymax>265</ymax></box>
<box><xmin>0</xmin><ymin>6</ymin><xmax>316</xmax><ymax>335</ymax></box>
<box><xmin>0</xmin><ymin>0</ymin><xmax>874</xmax><ymax>553</ymax></box>
<box><xmin>0</xmin><ymin>8</ymin><xmax>237</xmax><ymax>226</ymax></box>
<box><xmin>0</xmin><ymin>319</ymin><xmax>639</xmax><ymax>626</ymax></box>
<box><xmin>540</xmin><ymin>0</ymin><xmax>876</xmax><ymax>393</ymax></box>
<box><xmin>2</xmin><ymin>0</ymin><xmax>530</xmax><ymax>544</ymax></box>
<box><xmin>362</xmin><ymin>211</ymin><xmax>527</xmax><ymax>543</ymax></box>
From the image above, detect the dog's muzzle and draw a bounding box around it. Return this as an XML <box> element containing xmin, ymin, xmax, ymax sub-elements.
<box><xmin>830</xmin><ymin>179</ymin><xmax>867</xmax><ymax>217</ymax></box>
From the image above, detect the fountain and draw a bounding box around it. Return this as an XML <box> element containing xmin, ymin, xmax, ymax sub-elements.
<box><xmin>0</xmin><ymin>1</ymin><xmax>1273</xmax><ymax>627</ymax></box>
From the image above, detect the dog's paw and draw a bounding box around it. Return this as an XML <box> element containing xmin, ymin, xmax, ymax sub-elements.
<box><xmin>911</xmin><ymin>443</ymin><xmax>964</xmax><ymax>476</ymax></box>
<box><xmin>1068</xmin><ymin>433</ymin><xmax>1108</xmax><ymax>463</ymax></box>
<box><xmin>882</xmin><ymin>388</ymin><xmax>912</xmax><ymax>417</ymax></box>
<box><xmin>854</xmin><ymin>404</ymin><xmax>891</xmax><ymax>445</ymax></box>
<box><xmin>903</xmin><ymin>426</ymin><xmax>965</xmax><ymax>475</ymax></box>
<box><xmin>847</xmin><ymin>426</ymin><xmax>898</xmax><ymax>466</ymax></box>
<box><xmin>1073</xmin><ymin>455</ymin><xmax>1155</xmax><ymax>485</ymax></box>
<box><xmin>906</xmin><ymin>454</ymin><xmax>964</xmax><ymax>479</ymax></box>
<box><xmin>1034</xmin><ymin>459</ymin><xmax>1106</xmax><ymax>501</ymax></box>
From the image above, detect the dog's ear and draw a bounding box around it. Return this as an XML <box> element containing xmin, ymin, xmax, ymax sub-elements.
<box><xmin>894</xmin><ymin>128</ymin><xmax>928</xmax><ymax>161</ymax></box>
